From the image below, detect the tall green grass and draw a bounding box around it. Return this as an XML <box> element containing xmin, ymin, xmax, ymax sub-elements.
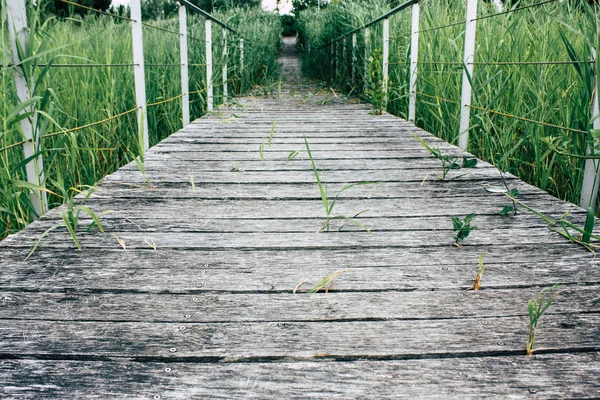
<box><xmin>296</xmin><ymin>0</ymin><xmax>598</xmax><ymax>207</ymax></box>
<box><xmin>0</xmin><ymin>4</ymin><xmax>280</xmax><ymax>239</ymax></box>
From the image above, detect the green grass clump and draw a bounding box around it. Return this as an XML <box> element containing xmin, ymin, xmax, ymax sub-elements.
<box><xmin>304</xmin><ymin>136</ymin><xmax>377</xmax><ymax>233</ymax></box>
<box><xmin>296</xmin><ymin>0</ymin><xmax>599</xmax><ymax>209</ymax></box>
<box><xmin>527</xmin><ymin>284</ymin><xmax>562</xmax><ymax>355</ymax></box>
<box><xmin>0</xmin><ymin>4</ymin><xmax>281</xmax><ymax>239</ymax></box>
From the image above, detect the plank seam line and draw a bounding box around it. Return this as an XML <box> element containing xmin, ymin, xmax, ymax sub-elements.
<box><xmin>1</xmin><ymin>282</ymin><xmax>599</xmax><ymax>295</ymax></box>
<box><xmin>4</xmin><ymin>242</ymin><xmax>592</xmax><ymax>251</ymax></box>
<box><xmin>1</xmin><ymin>310</ymin><xmax>598</xmax><ymax>324</ymax></box>
<box><xmin>1</xmin><ymin>347</ymin><xmax>599</xmax><ymax>364</ymax></box>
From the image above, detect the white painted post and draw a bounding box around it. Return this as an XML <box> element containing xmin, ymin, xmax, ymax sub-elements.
<box><xmin>222</xmin><ymin>29</ymin><xmax>228</xmax><ymax>103</ymax></box>
<box><xmin>352</xmin><ymin>33</ymin><xmax>357</xmax><ymax>86</ymax></box>
<box><xmin>458</xmin><ymin>0</ymin><xmax>478</xmax><ymax>150</ymax></box>
<box><xmin>205</xmin><ymin>19</ymin><xmax>213</xmax><ymax>112</ymax></box>
<box><xmin>6</xmin><ymin>0</ymin><xmax>47</xmax><ymax>216</ymax></box>
<box><xmin>408</xmin><ymin>2</ymin><xmax>420</xmax><ymax>123</ymax></box>
<box><xmin>131</xmin><ymin>0</ymin><xmax>149</xmax><ymax>152</ymax></box>
<box><xmin>580</xmin><ymin>53</ymin><xmax>600</xmax><ymax>209</ymax></box>
<box><xmin>382</xmin><ymin>18</ymin><xmax>390</xmax><ymax>110</ymax></box>
<box><xmin>179</xmin><ymin>4</ymin><xmax>190</xmax><ymax>126</ymax></box>
<box><xmin>239</xmin><ymin>38</ymin><xmax>244</xmax><ymax>91</ymax></box>
<box><xmin>364</xmin><ymin>27</ymin><xmax>370</xmax><ymax>93</ymax></box>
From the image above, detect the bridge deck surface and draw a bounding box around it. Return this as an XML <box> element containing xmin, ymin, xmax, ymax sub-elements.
<box><xmin>0</xmin><ymin>40</ymin><xmax>599</xmax><ymax>398</ymax></box>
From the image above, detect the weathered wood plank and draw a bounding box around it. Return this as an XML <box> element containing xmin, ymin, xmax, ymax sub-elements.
<box><xmin>0</xmin><ymin>315</ymin><xmax>598</xmax><ymax>359</ymax></box>
<box><xmin>117</xmin><ymin>158</ymin><xmax>494</xmax><ymax>172</ymax></box>
<box><xmin>1</xmin><ymin>353</ymin><xmax>598</xmax><ymax>399</ymax></box>
<box><xmin>1</xmin><ymin>287</ymin><xmax>597</xmax><ymax>322</ymax></box>
<box><xmin>18</xmin><ymin>196</ymin><xmax>586</xmax><ymax>226</ymax></box>
<box><xmin>101</xmin><ymin>168</ymin><xmax>509</xmax><ymax>185</ymax></box>
<box><xmin>3</xmin><ymin>228</ymin><xmax>589</xmax><ymax>251</ymax></box>
<box><xmin>1</xmin><ymin>246</ymin><xmax>596</xmax><ymax>293</ymax></box>
<box><xmin>23</xmin><ymin>214</ymin><xmax>588</xmax><ymax>235</ymax></box>
<box><xmin>91</xmin><ymin>178</ymin><xmax>543</xmax><ymax>198</ymax></box>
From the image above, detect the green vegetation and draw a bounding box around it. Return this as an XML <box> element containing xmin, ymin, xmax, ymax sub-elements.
<box><xmin>506</xmin><ymin>193</ymin><xmax>600</xmax><ymax>253</ymax></box>
<box><xmin>451</xmin><ymin>213</ymin><xmax>476</xmax><ymax>247</ymax></box>
<box><xmin>0</xmin><ymin>3</ymin><xmax>280</xmax><ymax>239</ymax></box>
<box><xmin>413</xmin><ymin>134</ymin><xmax>478</xmax><ymax>181</ymax></box>
<box><xmin>26</xmin><ymin>186</ymin><xmax>111</xmax><ymax>259</ymax></box>
<box><xmin>366</xmin><ymin>48</ymin><xmax>384</xmax><ymax>114</ymax></box>
<box><xmin>294</xmin><ymin>269</ymin><xmax>354</xmax><ymax>294</ymax></box>
<box><xmin>304</xmin><ymin>136</ymin><xmax>377</xmax><ymax>233</ymax></box>
<box><xmin>471</xmin><ymin>254</ymin><xmax>485</xmax><ymax>291</ymax></box>
<box><xmin>296</xmin><ymin>0</ymin><xmax>599</xmax><ymax>209</ymax></box>
<box><xmin>527</xmin><ymin>284</ymin><xmax>562</xmax><ymax>355</ymax></box>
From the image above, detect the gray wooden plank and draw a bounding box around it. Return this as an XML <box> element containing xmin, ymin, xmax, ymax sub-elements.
<box><xmin>1</xmin><ymin>353</ymin><xmax>598</xmax><ymax>399</ymax></box>
<box><xmin>1</xmin><ymin>287</ymin><xmax>597</xmax><ymax>322</ymax></box>
<box><xmin>0</xmin><ymin>315</ymin><xmax>597</xmax><ymax>359</ymax></box>
<box><xmin>101</xmin><ymin>168</ymin><xmax>509</xmax><ymax>184</ymax></box>
<box><xmin>3</xmin><ymin>229</ymin><xmax>589</xmax><ymax>251</ymax></box>
<box><xmin>1</xmin><ymin>246</ymin><xmax>596</xmax><ymax>293</ymax></box>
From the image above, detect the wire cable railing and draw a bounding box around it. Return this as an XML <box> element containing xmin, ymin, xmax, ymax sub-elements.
<box><xmin>3</xmin><ymin>0</ymin><xmax>251</xmax><ymax>217</ymax></box>
<box><xmin>317</xmin><ymin>0</ymin><xmax>600</xmax><ymax>210</ymax></box>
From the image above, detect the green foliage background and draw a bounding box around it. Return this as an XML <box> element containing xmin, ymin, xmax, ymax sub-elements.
<box><xmin>296</xmin><ymin>0</ymin><xmax>599</xmax><ymax>209</ymax></box>
<box><xmin>0</xmin><ymin>2</ymin><xmax>281</xmax><ymax>239</ymax></box>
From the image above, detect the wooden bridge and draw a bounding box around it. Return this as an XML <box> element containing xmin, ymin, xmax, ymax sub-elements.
<box><xmin>0</xmin><ymin>38</ymin><xmax>599</xmax><ymax>398</ymax></box>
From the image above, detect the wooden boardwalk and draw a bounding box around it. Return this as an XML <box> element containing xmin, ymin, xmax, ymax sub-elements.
<box><xmin>1</xmin><ymin>41</ymin><xmax>599</xmax><ymax>398</ymax></box>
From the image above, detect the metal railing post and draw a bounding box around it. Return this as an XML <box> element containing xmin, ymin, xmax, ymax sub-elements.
<box><xmin>581</xmin><ymin>53</ymin><xmax>600</xmax><ymax>209</ymax></box>
<box><xmin>179</xmin><ymin>3</ymin><xmax>190</xmax><ymax>126</ymax></box>
<box><xmin>222</xmin><ymin>29</ymin><xmax>228</xmax><ymax>103</ymax></box>
<box><xmin>352</xmin><ymin>33</ymin><xmax>357</xmax><ymax>86</ymax></box>
<box><xmin>130</xmin><ymin>0</ymin><xmax>149</xmax><ymax>152</ymax></box>
<box><xmin>364</xmin><ymin>27</ymin><xmax>370</xmax><ymax>93</ymax></box>
<box><xmin>6</xmin><ymin>0</ymin><xmax>47</xmax><ymax>216</ymax></box>
<box><xmin>408</xmin><ymin>2</ymin><xmax>420</xmax><ymax>123</ymax></box>
<box><xmin>382</xmin><ymin>18</ymin><xmax>390</xmax><ymax>110</ymax></box>
<box><xmin>342</xmin><ymin>36</ymin><xmax>347</xmax><ymax>85</ymax></box>
<box><xmin>239</xmin><ymin>38</ymin><xmax>244</xmax><ymax>91</ymax></box>
<box><xmin>458</xmin><ymin>0</ymin><xmax>478</xmax><ymax>150</ymax></box>
<box><xmin>205</xmin><ymin>19</ymin><xmax>213</xmax><ymax>112</ymax></box>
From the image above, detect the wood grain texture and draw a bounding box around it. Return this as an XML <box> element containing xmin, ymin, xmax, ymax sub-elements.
<box><xmin>1</xmin><ymin>353</ymin><xmax>598</xmax><ymax>399</ymax></box>
<box><xmin>0</xmin><ymin>40</ymin><xmax>598</xmax><ymax>398</ymax></box>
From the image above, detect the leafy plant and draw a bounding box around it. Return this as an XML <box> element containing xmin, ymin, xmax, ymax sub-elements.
<box><xmin>304</xmin><ymin>136</ymin><xmax>377</xmax><ymax>233</ymax></box>
<box><xmin>506</xmin><ymin>193</ymin><xmax>600</xmax><ymax>254</ymax></box>
<box><xmin>527</xmin><ymin>284</ymin><xmax>563</xmax><ymax>356</ymax></box>
<box><xmin>462</xmin><ymin>158</ymin><xmax>478</xmax><ymax>168</ymax></box>
<box><xmin>452</xmin><ymin>213</ymin><xmax>476</xmax><ymax>247</ymax></box>
<box><xmin>26</xmin><ymin>186</ymin><xmax>112</xmax><ymax>258</ymax></box>
<box><xmin>496</xmin><ymin>171</ymin><xmax>520</xmax><ymax>216</ymax></box>
<box><xmin>413</xmin><ymin>134</ymin><xmax>475</xmax><ymax>181</ymax></box>
<box><xmin>471</xmin><ymin>254</ymin><xmax>485</xmax><ymax>291</ymax></box>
